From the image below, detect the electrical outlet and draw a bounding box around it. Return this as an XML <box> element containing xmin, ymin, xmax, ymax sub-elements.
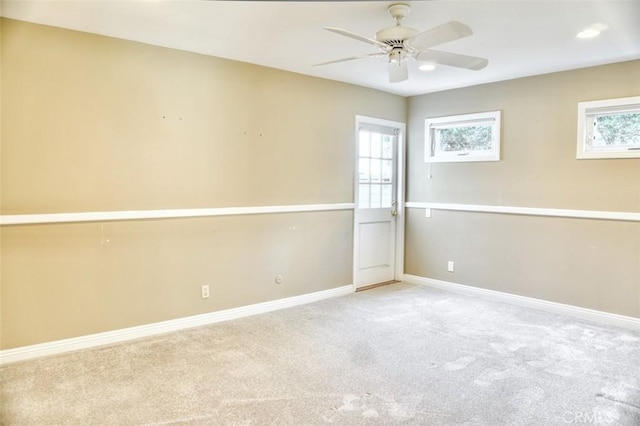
<box><xmin>447</xmin><ymin>261</ymin><xmax>455</xmax><ymax>272</ymax></box>
<box><xmin>201</xmin><ymin>285</ymin><xmax>210</xmax><ymax>299</ymax></box>
<box><xmin>275</xmin><ymin>275</ymin><xmax>283</xmax><ymax>284</ymax></box>
<box><xmin>425</xmin><ymin>208</ymin><xmax>432</xmax><ymax>218</ymax></box>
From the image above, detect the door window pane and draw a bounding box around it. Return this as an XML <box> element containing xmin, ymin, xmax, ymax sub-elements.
<box><xmin>370</xmin><ymin>159</ymin><xmax>381</xmax><ymax>183</ymax></box>
<box><xmin>382</xmin><ymin>135</ymin><xmax>393</xmax><ymax>159</ymax></box>
<box><xmin>358</xmin><ymin>184</ymin><xmax>370</xmax><ymax>209</ymax></box>
<box><xmin>381</xmin><ymin>184</ymin><xmax>392</xmax><ymax>208</ymax></box>
<box><xmin>371</xmin><ymin>133</ymin><xmax>382</xmax><ymax>158</ymax></box>
<box><xmin>359</xmin><ymin>130</ymin><xmax>371</xmax><ymax>157</ymax></box>
<box><xmin>358</xmin><ymin>158</ymin><xmax>370</xmax><ymax>183</ymax></box>
<box><xmin>370</xmin><ymin>184</ymin><xmax>381</xmax><ymax>208</ymax></box>
<box><xmin>381</xmin><ymin>160</ymin><xmax>392</xmax><ymax>183</ymax></box>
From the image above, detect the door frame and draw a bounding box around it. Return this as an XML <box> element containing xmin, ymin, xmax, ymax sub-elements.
<box><xmin>353</xmin><ymin>115</ymin><xmax>406</xmax><ymax>289</ymax></box>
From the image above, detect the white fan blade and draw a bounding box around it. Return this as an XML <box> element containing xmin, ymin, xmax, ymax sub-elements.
<box><xmin>324</xmin><ymin>27</ymin><xmax>390</xmax><ymax>50</ymax></box>
<box><xmin>406</xmin><ymin>21</ymin><xmax>473</xmax><ymax>50</ymax></box>
<box><xmin>389</xmin><ymin>60</ymin><xmax>408</xmax><ymax>83</ymax></box>
<box><xmin>416</xmin><ymin>49</ymin><xmax>488</xmax><ymax>70</ymax></box>
<box><xmin>314</xmin><ymin>52</ymin><xmax>386</xmax><ymax>66</ymax></box>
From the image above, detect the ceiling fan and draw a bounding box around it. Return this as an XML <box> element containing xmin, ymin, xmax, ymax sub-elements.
<box><xmin>315</xmin><ymin>3</ymin><xmax>488</xmax><ymax>83</ymax></box>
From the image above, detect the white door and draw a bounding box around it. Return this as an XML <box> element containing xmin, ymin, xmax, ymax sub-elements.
<box><xmin>353</xmin><ymin>117</ymin><xmax>405</xmax><ymax>288</ymax></box>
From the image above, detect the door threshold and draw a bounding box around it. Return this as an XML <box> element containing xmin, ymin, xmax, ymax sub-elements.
<box><xmin>356</xmin><ymin>280</ymin><xmax>400</xmax><ymax>292</ymax></box>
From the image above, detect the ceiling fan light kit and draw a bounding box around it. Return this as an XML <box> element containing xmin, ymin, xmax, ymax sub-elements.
<box><xmin>315</xmin><ymin>2</ymin><xmax>489</xmax><ymax>83</ymax></box>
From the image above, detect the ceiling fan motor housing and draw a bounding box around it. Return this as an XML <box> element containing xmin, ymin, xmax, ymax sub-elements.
<box><xmin>376</xmin><ymin>25</ymin><xmax>418</xmax><ymax>48</ymax></box>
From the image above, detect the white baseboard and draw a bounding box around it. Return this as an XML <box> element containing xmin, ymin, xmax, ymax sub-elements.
<box><xmin>0</xmin><ymin>284</ymin><xmax>355</xmax><ymax>365</ymax></box>
<box><xmin>403</xmin><ymin>274</ymin><xmax>640</xmax><ymax>331</ymax></box>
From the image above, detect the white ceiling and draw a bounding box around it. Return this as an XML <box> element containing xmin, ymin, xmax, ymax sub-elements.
<box><xmin>2</xmin><ymin>0</ymin><xmax>639</xmax><ymax>97</ymax></box>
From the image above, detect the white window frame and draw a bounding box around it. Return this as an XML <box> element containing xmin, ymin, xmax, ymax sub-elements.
<box><xmin>576</xmin><ymin>96</ymin><xmax>640</xmax><ymax>160</ymax></box>
<box><xmin>425</xmin><ymin>111</ymin><xmax>501</xmax><ymax>163</ymax></box>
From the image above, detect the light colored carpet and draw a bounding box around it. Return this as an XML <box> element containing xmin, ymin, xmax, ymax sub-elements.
<box><xmin>1</xmin><ymin>282</ymin><xmax>639</xmax><ymax>425</ymax></box>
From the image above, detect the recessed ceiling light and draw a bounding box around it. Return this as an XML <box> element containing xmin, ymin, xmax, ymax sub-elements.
<box><xmin>576</xmin><ymin>23</ymin><xmax>608</xmax><ymax>39</ymax></box>
<box><xmin>577</xmin><ymin>28</ymin><xmax>600</xmax><ymax>39</ymax></box>
<box><xmin>419</xmin><ymin>63</ymin><xmax>436</xmax><ymax>72</ymax></box>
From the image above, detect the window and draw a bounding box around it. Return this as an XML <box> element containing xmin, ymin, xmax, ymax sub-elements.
<box><xmin>358</xmin><ymin>126</ymin><xmax>396</xmax><ymax>209</ymax></box>
<box><xmin>577</xmin><ymin>96</ymin><xmax>640</xmax><ymax>159</ymax></box>
<box><xmin>425</xmin><ymin>111</ymin><xmax>501</xmax><ymax>163</ymax></box>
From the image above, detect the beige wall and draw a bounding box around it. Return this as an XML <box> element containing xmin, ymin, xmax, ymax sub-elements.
<box><xmin>406</xmin><ymin>61</ymin><xmax>640</xmax><ymax>317</ymax></box>
<box><xmin>0</xmin><ymin>19</ymin><xmax>407</xmax><ymax>349</ymax></box>
<box><xmin>3</xmin><ymin>17</ymin><xmax>638</xmax><ymax>350</ymax></box>
<box><xmin>1</xmin><ymin>19</ymin><xmax>405</xmax><ymax>214</ymax></box>
<box><xmin>1</xmin><ymin>213</ymin><xmax>354</xmax><ymax>348</ymax></box>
